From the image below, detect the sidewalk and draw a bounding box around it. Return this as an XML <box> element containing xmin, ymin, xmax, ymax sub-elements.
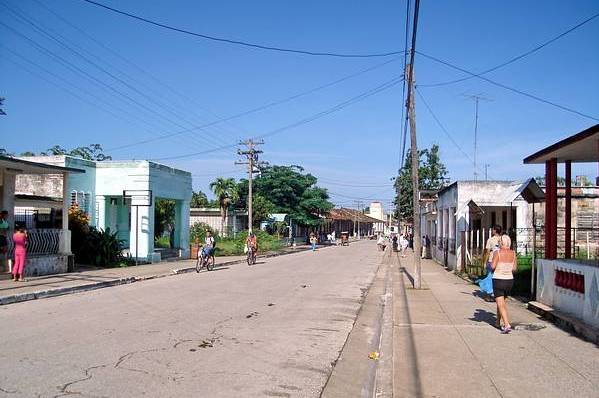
<box><xmin>0</xmin><ymin>245</ymin><xmax>312</xmax><ymax>306</ymax></box>
<box><xmin>393</xmin><ymin>253</ymin><xmax>599</xmax><ymax>398</ymax></box>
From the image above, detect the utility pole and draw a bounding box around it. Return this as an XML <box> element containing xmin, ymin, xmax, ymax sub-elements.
<box><xmin>236</xmin><ymin>139</ymin><xmax>265</xmax><ymax>233</ymax></box>
<box><xmin>405</xmin><ymin>0</ymin><xmax>422</xmax><ymax>289</ymax></box>
<box><xmin>484</xmin><ymin>163</ymin><xmax>490</xmax><ymax>181</ymax></box>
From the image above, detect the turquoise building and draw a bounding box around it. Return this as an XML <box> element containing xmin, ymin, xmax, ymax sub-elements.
<box><xmin>16</xmin><ymin>156</ymin><xmax>192</xmax><ymax>263</ymax></box>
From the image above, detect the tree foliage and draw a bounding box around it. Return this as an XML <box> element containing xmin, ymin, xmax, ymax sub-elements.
<box><xmin>253</xmin><ymin>165</ymin><xmax>333</xmax><ymax>227</ymax></box>
<box><xmin>190</xmin><ymin>190</ymin><xmax>209</xmax><ymax>208</ymax></box>
<box><xmin>154</xmin><ymin>199</ymin><xmax>176</xmax><ymax>240</ymax></box>
<box><xmin>210</xmin><ymin>177</ymin><xmax>239</xmax><ymax>236</ymax></box>
<box><xmin>251</xmin><ymin>194</ymin><xmax>275</xmax><ymax>227</ymax></box>
<box><xmin>394</xmin><ymin>144</ymin><xmax>448</xmax><ymax>221</ymax></box>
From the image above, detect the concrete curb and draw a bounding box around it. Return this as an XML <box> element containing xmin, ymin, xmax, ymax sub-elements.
<box><xmin>527</xmin><ymin>301</ymin><xmax>599</xmax><ymax>345</ymax></box>
<box><xmin>0</xmin><ymin>246</ymin><xmax>325</xmax><ymax>306</ymax></box>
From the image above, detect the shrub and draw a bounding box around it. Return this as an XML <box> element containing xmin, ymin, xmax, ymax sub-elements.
<box><xmin>189</xmin><ymin>222</ymin><xmax>218</xmax><ymax>245</ymax></box>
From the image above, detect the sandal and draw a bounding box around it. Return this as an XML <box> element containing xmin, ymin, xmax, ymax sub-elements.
<box><xmin>500</xmin><ymin>326</ymin><xmax>512</xmax><ymax>334</ymax></box>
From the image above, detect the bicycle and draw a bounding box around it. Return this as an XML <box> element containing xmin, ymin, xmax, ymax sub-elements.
<box><xmin>246</xmin><ymin>245</ymin><xmax>257</xmax><ymax>266</ymax></box>
<box><xmin>196</xmin><ymin>246</ymin><xmax>215</xmax><ymax>272</ymax></box>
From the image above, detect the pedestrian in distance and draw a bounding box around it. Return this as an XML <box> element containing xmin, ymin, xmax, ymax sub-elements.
<box><xmin>12</xmin><ymin>225</ymin><xmax>27</xmax><ymax>282</ymax></box>
<box><xmin>391</xmin><ymin>235</ymin><xmax>398</xmax><ymax>252</ymax></box>
<box><xmin>377</xmin><ymin>234</ymin><xmax>387</xmax><ymax>251</ymax></box>
<box><xmin>309</xmin><ymin>232</ymin><xmax>317</xmax><ymax>251</ymax></box>
<box><xmin>400</xmin><ymin>234</ymin><xmax>409</xmax><ymax>257</ymax></box>
<box><xmin>491</xmin><ymin>234</ymin><xmax>517</xmax><ymax>333</ymax></box>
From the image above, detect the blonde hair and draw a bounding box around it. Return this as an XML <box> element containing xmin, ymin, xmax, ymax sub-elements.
<box><xmin>499</xmin><ymin>234</ymin><xmax>511</xmax><ymax>248</ymax></box>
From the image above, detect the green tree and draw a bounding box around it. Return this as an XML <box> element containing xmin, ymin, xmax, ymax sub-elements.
<box><xmin>210</xmin><ymin>177</ymin><xmax>239</xmax><ymax>236</ymax></box>
<box><xmin>190</xmin><ymin>190</ymin><xmax>209</xmax><ymax>208</ymax></box>
<box><xmin>251</xmin><ymin>194</ymin><xmax>275</xmax><ymax>228</ymax></box>
<box><xmin>154</xmin><ymin>199</ymin><xmax>176</xmax><ymax>244</ymax></box>
<box><xmin>253</xmin><ymin>165</ymin><xmax>333</xmax><ymax>228</ymax></box>
<box><xmin>0</xmin><ymin>148</ymin><xmax>13</xmax><ymax>156</ymax></box>
<box><xmin>394</xmin><ymin>144</ymin><xmax>448</xmax><ymax>221</ymax></box>
<box><xmin>0</xmin><ymin>97</ymin><xmax>6</xmax><ymax>115</ymax></box>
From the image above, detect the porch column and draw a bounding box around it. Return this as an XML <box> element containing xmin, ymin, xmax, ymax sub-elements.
<box><xmin>177</xmin><ymin>199</ymin><xmax>190</xmax><ymax>258</ymax></box>
<box><xmin>96</xmin><ymin>195</ymin><xmax>106</xmax><ymax>231</ymax></box>
<box><xmin>1</xmin><ymin>171</ymin><xmax>15</xmax><ymax>228</ymax></box>
<box><xmin>59</xmin><ymin>172</ymin><xmax>71</xmax><ymax>255</ymax></box>
<box><xmin>564</xmin><ymin>160</ymin><xmax>572</xmax><ymax>259</ymax></box>
<box><xmin>129</xmin><ymin>203</ymin><xmax>155</xmax><ymax>261</ymax></box>
<box><xmin>545</xmin><ymin>158</ymin><xmax>558</xmax><ymax>259</ymax></box>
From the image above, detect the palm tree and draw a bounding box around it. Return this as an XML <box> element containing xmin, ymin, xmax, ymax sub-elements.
<box><xmin>210</xmin><ymin>177</ymin><xmax>239</xmax><ymax>236</ymax></box>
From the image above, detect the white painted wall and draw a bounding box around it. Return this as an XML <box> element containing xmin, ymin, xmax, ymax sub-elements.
<box><xmin>537</xmin><ymin>259</ymin><xmax>599</xmax><ymax>329</ymax></box>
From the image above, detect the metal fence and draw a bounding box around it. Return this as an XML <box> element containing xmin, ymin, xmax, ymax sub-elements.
<box><xmin>6</xmin><ymin>229</ymin><xmax>63</xmax><ymax>258</ymax></box>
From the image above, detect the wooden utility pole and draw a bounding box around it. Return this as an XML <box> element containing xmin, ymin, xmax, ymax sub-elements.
<box><xmin>404</xmin><ymin>0</ymin><xmax>422</xmax><ymax>289</ymax></box>
<box><xmin>236</xmin><ymin>139</ymin><xmax>265</xmax><ymax>233</ymax></box>
<box><xmin>406</xmin><ymin>64</ymin><xmax>421</xmax><ymax>289</ymax></box>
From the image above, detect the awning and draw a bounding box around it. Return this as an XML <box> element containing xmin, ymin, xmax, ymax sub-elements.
<box><xmin>456</xmin><ymin>199</ymin><xmax>485</xmax><ymax>216</ymax></box>
<box><xmin>506</xmin><ymin>178</ymin><xmax>545</xmax><ymax>203</ymax></box>
<box><xmin>523</xmin><ymin>124</ymin><xmax>599</xmax><ymax>164</ymax></box>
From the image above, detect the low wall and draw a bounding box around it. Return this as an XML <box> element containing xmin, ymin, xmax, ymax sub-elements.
<box><xmin>23</xmin><ymin>255</ymin><xmax>69</xmax><ymax>277</ymax></box>
<box><xmin>537</xmin><ymin>259</ymin><xmax>599</xmax><ymax>329</ymax></box>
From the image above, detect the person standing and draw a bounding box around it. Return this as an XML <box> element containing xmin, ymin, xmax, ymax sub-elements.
<box><xmin>12</xmin><ymin>225</ymin><xmax>27</xmax><ymax>282</ymax></box>
<box><xmin>491</xmin><ymin>235</ymin><xmax>517</xmax><ymax>333</ymax></box>
<box><xmin>309</xmin><ymin>232</ymin><xmax>317</xmax><ymax>251</ymax></box>
<box><xmin>400</xmin><ymin>234</ymin><xmax>409</xmax><ymax>257</ymax></box>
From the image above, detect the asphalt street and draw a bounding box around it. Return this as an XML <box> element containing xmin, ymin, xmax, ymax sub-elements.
<box><xmin>0</xmin><ymin>241</ymin><xmax>381</xmax><ymax>398</ymax></box>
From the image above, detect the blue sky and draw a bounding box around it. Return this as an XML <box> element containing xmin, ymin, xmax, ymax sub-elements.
<box><xmin>1</xmin><ymin>0</ymin><xmax>598</xmax><ymax>210</ymax></box>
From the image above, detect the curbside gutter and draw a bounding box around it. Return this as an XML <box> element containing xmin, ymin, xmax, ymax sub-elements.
<box><xmin>0</xmin><ymin>245</ymin><xmax>332</xmax><ymax>306</ymax></box>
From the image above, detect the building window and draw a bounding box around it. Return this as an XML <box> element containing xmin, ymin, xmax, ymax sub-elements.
<box><xmin>71</xmin><ymin>190</ymin><xmax>78</xmax><ymax>206</ymax></box>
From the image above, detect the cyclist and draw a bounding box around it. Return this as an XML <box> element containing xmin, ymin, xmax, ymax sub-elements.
<box><xmin>246</xmin><ymin>232</ymin><xmax>257</xmax><ymax>260</ymax></box>
<box><xmin>202</xmin><ymin>231</ymin><xmax>215</xmax><ymax>259</ymax></box>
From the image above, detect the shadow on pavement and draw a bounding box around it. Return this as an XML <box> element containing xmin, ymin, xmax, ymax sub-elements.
<box><xmin>396</xmin><ymin>253</ymin><xmax>424</xmax><ymax>398</ymax></box>
<box><xmin>469</xmin><ymin>308</ymin><xmax>498</xmax><ymax>327</ymax></box>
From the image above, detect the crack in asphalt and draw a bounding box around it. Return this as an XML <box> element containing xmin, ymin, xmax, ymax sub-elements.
<box><xmin>54</xmin><ymin>364</ymin><xmax>108</xmax><ymax>398</ymax></box>
<box><xmin>0</xmin><ymin>386</ymin><xmax>17</xmax><ymax>394</ymax></box>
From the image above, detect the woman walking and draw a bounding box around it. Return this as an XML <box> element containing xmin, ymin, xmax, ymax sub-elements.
<box><xmin>309</xmin><ymin>233</ymin><xmax>317</xmax><ymax>251</ymax></box>
<box><xmin>491</xmin><ymin>235</ymin><xmax>517</xmax><ymax>333</ymax></box>
<box><xmin>12</xmin><ymin>226</ymin><xmax>27</xmax><ymax>282</ymax></box>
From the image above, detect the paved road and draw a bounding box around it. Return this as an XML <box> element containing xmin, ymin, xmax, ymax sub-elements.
<box><xmin>0</xmin><ymin>241</ymin><xmax>381</xmax><ymax>398</ymax></box>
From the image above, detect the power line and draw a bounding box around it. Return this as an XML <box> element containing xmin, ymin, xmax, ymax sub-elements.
<box><xmin>417</xmin><ymin>51</ymin><xmax>599</xmax><ymax>122</ymax></box>
<box><xmin>108</xmin><ymin>56</ymin><xmax>401</xmax><ymax>151</ymax></box>
<box><xmin>419</xmin><ymin>10</ymin><xmax>599</xmax><ymax>88</ymax></box>
<box><xmin>32</xmin><ymin>0</ymin><xmax>246</xmax><ymax>140</ymax></box>
<box><xmin>151</xmin><ymin>76</ymin><xmax>403</xmax><ymax>161</ymax></box>
<box><xmin>3</xmin><ymin>3</ymin><xmax>234</xmax><ymax>151</ymax></box>
<box><xmin>77</xmin><ymin>0</ymin><xmax>404</xmax><ymax>58</ymax></box>
<box><xmin>414</xmin><ymin>86</ymin><xmax>492</xmax><ymax>179</ymax></box>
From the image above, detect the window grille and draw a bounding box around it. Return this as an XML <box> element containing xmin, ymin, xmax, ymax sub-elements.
<box><xmin>70</xmin><ymin>190</ymin><xmax>78</xmax><ymax>206</ymax></box>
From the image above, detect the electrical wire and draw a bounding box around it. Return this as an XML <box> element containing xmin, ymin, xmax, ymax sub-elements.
<box><xmin>32</xmin><ymin>0</ymin><xmax>246</xmax><ymax>139</ymax></box>
<box><xmin>414</xmin><ymin>86</ymin><xmax>492</xmax><ymax>179</ymax></box>
<box><xmin>419</xmin><ymin>10</ymin><xmax>599</xmax><ymax>88</ymax></box>
<box><xmin>417</xmin><ymin>51</ymin><xmax>599</xmax><ymax>122</ymax></box>
<box><xmin>3</xmin><ymin>3</ymin><xmax>234</xmax><ymax>151</ymax></box>
<box><xmin>151</xmin><ymin>76</ymin><xmax>403</xmax><ymax>161</ymax></box>
<box><xmin>108</xmin><ymin>56</ymin><xmax>401</xmax><ymax>151</ymax></box>
<box><xmin>77</xmin><ymin>0</ymin><xmax>404</xmax><ymax>58</ymax></box>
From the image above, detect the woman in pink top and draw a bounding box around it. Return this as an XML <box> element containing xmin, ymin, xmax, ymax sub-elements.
<box><xmin>491</xmin><ymin>235</ymin><xmax>517</xmax><ymax>334</ymax></box>
<box><xmin>12</xmin><ymin>226</ymin><xmax>27</xmax><ymax>282</ymax></box>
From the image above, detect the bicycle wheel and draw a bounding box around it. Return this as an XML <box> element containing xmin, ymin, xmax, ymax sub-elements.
<box><xmin>247</xmin><ymin>250</ymin><xmax>253</xmax><ymax>266</ymax></box>
<box><xmin>207</xmin><ymin>255</ymin><xmax>215</xmax><ymax>271</ymax></box>
<box><xmin>195</xmin><ymin>255</ymin><xmax>202</xmax><ymax>273</ymax></box>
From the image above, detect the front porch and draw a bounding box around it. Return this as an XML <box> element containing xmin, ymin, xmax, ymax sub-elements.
<box><xmin>0</xmin><ymin>156</ymin><xmax>83</xmax><ymax>277</ymax></box>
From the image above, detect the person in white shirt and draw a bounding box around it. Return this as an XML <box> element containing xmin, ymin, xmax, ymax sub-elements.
<box><xmin>377</xmin><ymin>234</ymin><xmax>386</xmax><ymax>251</ymax></box>
<box><xmin>202</xmin><ymin>231</ymin><xmax>215</xmax><ymax>257</ymax></box>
